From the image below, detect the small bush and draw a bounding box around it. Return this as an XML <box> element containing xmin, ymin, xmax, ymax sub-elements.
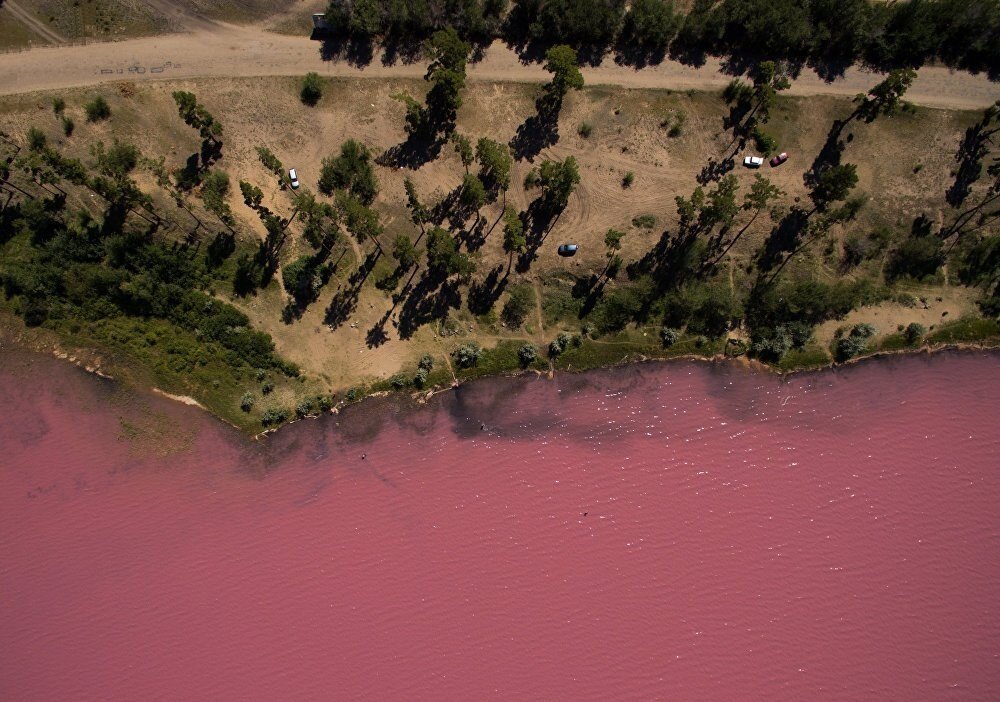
<box><xmin>622</xmin><ymin>171</ymin><xmax>635</xmax><ymax>188</ymax></box>
<box><xmin>61</xmin><ymin>116</ymin><xmax>74</xmax><ymax>137</ymax></box>
<box><xmin>578</xmin><ymin>121</ymin><xmax>593</xmax><ymax>138</ymax></box>
<box><xmin>549</xmin><ymin>331</ymin><xmax>574</xmax><ymax>357</ymax></box>
<box><xmin>240</xmin><ymin>392</ymin><xmax>254</xmax><ymax>412</ymax></box>
<box><xmin>84</xmin><ymin>95</ymin><xmax>111</xmax><ymax>122</ymax></box>
<box><xmin>261</xmin><ymin>408</ymin><xmax>289</xmax><ymax>427</ymax></box>
<box><xmin>414</xmin><ymin>368</ymin><xmax>429</xmax><ymax>388</ymax></box>
<box><xmin>518</xmin><ymin>344</ymin><xmax>538</xmax><ymax>366</ymax></box>
<box><xmin>52</xmin><ymin>97</ymin><xmax>65</xmax><ymax>115</ymax></box>
<box><xmin>454</xmin><ymin>343</ymin><xmax>482</xmax><ymax>368</ymax></box>
<box><xmin>752</xmin><ymin>126</ymin><xmax>777</xmax><ymax>156</ymax></box>
<box><xmin>261</xmin><ymin>381</ymin><xmax>274</xmax><ymax>395</ymax></box>
<box><xmin>631</xmin><ymin>214</ymin><xmax>656</xmax><ymax>229</ymax></box>
<box><xmin>835</xmin><ymin>323</ymin><xmax>877</xmax><ymax>362</ymax></box>
<box><xmin>904</xmin><ymin>322</ymin><xmax>927</xmax><ymax>344</ymax></box>
<box><xmin>390</xmin><ymin>373</ymin><xmax>407</xmax><ymax>389</ymax></box>
<box><xmin>660</xmin><ymin>327</ymin><xmax>680</xmax><ymax>346</ymax></box>
<box><xmin>300</xmin><ymin>72</ymin><xmax>323</xmax><ymax>105</ymax></box>
<box><xmin>418</xmin><ymin>354</ymin><xmax>434</xmax><ymax>371</ymax></box>
<box><xmin>27</xmin><ymin>127</ymin><xmax>46</xmax><ymax>151</ymax></box>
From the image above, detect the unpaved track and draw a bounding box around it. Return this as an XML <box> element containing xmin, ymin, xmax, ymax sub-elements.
<box><xmin>0</xmin><ymin>24</ymin><xmax>996</xmax><ymax>109</ymax></box>
<box><xmin>3</xmin><ymin>0</ymin><xmax>66</xmax><ymax>45</ymax></box>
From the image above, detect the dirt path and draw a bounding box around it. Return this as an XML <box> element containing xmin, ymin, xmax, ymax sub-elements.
<box><xmin>0</xmin><ymin>27</ymin><xmax>996</xmax><ymax>109</ymax></box>
<box><xmin>3</xmin><ymin>0</ymin><xmax>66</xmax><ymax>45</ymax></box>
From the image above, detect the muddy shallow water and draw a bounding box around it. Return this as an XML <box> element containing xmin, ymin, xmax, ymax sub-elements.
<box><xmin>2</xmin><ymin>350</ymin><xmax>999</xmax><ymax>700</ymax></box>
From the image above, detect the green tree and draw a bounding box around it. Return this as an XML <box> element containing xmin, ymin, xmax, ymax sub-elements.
<box><xmin>319</xmin><ymin>139</ymin><xmax>378</xmax><ymax>204</ymax></box>
<box><xmin>537</xmin><ymin>156</ymin><xmax>581</xmax><ymax>210</ymax></box>
<box><xmin>403</xmin><ymin>177</ymin><xmax>431</xmax><ymax>234</ymax></box>
<box><xmin>239</xmin><ymin>180</ymin><xmax>264</xmax><ymax>208</ymax></box>
<box><xmin>853</xmin><ymin>68</ymin><xmax>917</xmax><ymax>123</ymax></box>
<box><xmin>544</xmin><ymin>45</ymin><xmax>584</xmax><ymax>99</ymax></box>
<box><xmin>459</xmin><ymin>173</ymin><xmax>486</xmax><ymax>211</ymax></box>
<box><xmin>620</xmin><ymin>0</ymin><xmax>680</xmax><ymax>57</ymax></box>
<box><xmin>451</xmin><ymin>132</ymin><xmax>474</xmax><ymax>172</ymax></box>
<box><xmin>392</xmin><ymin>234</ymin><xmax>419</xmax><ymax>269</ymax></box>
<box><xmin>300</xmin><ymin>72</ymin><xmax>324</xmax><ymax>106</ymax></box>
<box><xmin>426</xmin><ymin>226</ymin><xmax>474</xmax><ymax>278</ymax></box>
<box><xmin>475</xmin><ymin>137</ymin><xmax>513</xmax><ymax>194</ymax></box>
<box><xmin>811</xmin><ymin>163</ymin><xmax>858</xmax><ymax>210</ymax></box>
<box><xmin>422</xmin><ymin>28</ymin><xmax>472</xmax><ymax>134</ymax></box>
<box><xmin>502</xmin><ymin>205</ymin><xmax>526</xmax><ymax>272</ymax></box>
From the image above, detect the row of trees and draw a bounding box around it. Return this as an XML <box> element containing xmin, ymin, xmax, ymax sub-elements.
<box><xmin>324</xmin><ymin>0</ymin><xmax>1000</xmax><ymax>77</ymax></box>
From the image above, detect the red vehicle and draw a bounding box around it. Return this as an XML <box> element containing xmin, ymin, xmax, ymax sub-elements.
<box><xmin>769</xmin><ymin>152</ymin><xmax>789</xmax><ymax>167</ymax></box>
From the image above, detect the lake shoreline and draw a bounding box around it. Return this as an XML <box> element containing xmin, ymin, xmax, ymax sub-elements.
<box><xmin>3</xmin><ymin>320</ymin><xmax>998</xmax><ymax>439</ymax></box>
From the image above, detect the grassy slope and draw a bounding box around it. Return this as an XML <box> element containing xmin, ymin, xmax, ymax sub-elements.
<box><xmin>1</xmin><ymin>76</ymin><xmax>997</xmax><ymax>430</ymax></box>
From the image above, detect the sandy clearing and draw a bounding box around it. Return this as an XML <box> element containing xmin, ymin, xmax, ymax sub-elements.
<box><xmin>0</xmin><ymin>27</ymin><xmax>996</xmax><ymax>109</ymax></box>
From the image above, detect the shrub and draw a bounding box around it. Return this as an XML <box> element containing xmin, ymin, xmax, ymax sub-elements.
<box><xmin>660</xmin><ymin>327</ymin><xmax>680</xmax><ymax>346</ymax></box>
<box><xmin>578</xmin><ymin>121</ymin><xmax>593</xmax><ymax>138</ymax></box>
<box><xmin>518</xmin><ymin>343</ymin><xmax>538</xmax><ymax>366</ymax></box>
<box><xmin>84</xmin><ymin>95</ymin><xmax>111</xmax><ymax>122</ymax></box>
<box><xmin>453</xmin><ymin>342</ymin><xmax>482</xmax><ymax>368</ymax></box>
<box><xmin>904</xmin><ymin>322</ymin><xmax>927</xmax><ymax>344</ymax></box>
<box><xmin>27</xmin><ymin>127</ymin><xmax>46</xmax><ymax>152</ymax></box>
<box><xmin>261</xmin><ymin>408</ymin><xmax>289</xmax><ymax>426</ymax></box>
<box><xmin>52</xmin><ymin>97</ymin><xmax>65</xmax><ymax>115</ymax></box>
<box><xmin>261</xmin><ymin>381</ymin><xmax>274</xmax><ymax>395</ymax></box>
<box><xmin>834</xmin><ymin>323</ymin><xmax>877</xmax><ymax>362</ymax></box>
<box><xmin>61</xmin><ymin>116</ymin><xmax>74</xmax><ymax>137</ymax></box>
<box><xmin>631</xmin><ymin>214</ymin><xmax>656</xmax><ymax>229</ymax></box>
<box><xmin>418</xmin><ymin>354</ymin><xmax>434</xmax><ymax>371</ymax></box>
<box><xmin>414</xmin><ymin>368</ymin><xmax>429</xmax><ymax>388</ymax></box>
<box><xmin>549</xmin><ymin>331</ymin><xmax>573</xmax><ymax>357</ymax></box>
<box><xmin>751</xmin><ymin>126</ymin><xmax>777</xmax><ymax>155</ymax></box>
<box><xmin>390</xmin><ymin>374</ymin><xmax>407</xmax><ymax>389</ymax></box>
<box><xmin>295</xmin><ymin>398</ymin><xmax>315</xmax><ymax>417</ymax></box>
<box><xmin>622</xmin><ymin>171</ymin><xmax>635</xmax><ymax>188</ymax></box>
<box><xmin>300</xmin><ymin>72</ymin><xmax>323</xmax><ymax>105</ymax></box>
<box><xmin>240</xmin><ymin>392</ymin><xmax>254</xmax><ymax>412</ymax></box>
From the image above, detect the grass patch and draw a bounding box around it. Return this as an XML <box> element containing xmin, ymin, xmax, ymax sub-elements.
<box><xmin>776</xmin><ymin>345</ymin><xmax>830</xmax><ymax>371</ymax></box>
<box><xmin>926</xmin><ymin>317</ymin><xmax>1000</xmax><ymax>344</ymax></box>
<box><xmin>453</xmin><ymin>340</ymin><xmax>545</xmax><ymax>380</ymax></box>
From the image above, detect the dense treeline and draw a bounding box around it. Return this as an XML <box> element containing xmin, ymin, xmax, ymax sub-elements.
<box><xmin>323</xmin><ymin>0</ymin><xmax>1000</xmax><ymax>78</ymax></box>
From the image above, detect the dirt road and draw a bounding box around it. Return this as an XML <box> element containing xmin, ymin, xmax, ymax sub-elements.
<box><xmin>0</xmin><ymin>23</ymin><xmax>996</xmax><ymax>109</ymax></box>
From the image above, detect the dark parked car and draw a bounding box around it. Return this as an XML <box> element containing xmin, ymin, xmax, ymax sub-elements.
<box><xmin>769</xmin><ymin>152</ymin><xmax>789</xmax><ymax>167</ymax></box>
<box><xmin>557</xmin><ymin>244</ymin><xmax>578</xmax><ymax>257</ymax></box>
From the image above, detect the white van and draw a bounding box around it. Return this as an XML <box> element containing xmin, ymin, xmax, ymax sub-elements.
<box><xmin>288</xmin><ymin>168</ymin><xmax>300</xmax><ymax>189</ymax></box>
<box><xmin>743</xmin><ymin>155</ymin><xmax>764</xmax><ymax>168</ymax></box>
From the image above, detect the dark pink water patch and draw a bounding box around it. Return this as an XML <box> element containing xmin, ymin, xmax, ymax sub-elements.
<box><xmin>1</xmin><ymin>351</ymin><xmax>999</xmax><ymax>700</ymax></box>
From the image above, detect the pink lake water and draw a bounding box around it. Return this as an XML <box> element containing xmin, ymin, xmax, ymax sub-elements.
<box><xmin>1</xmin><ymin>349</ymin><xmax>999</xmax><ymax>700</ymax></box>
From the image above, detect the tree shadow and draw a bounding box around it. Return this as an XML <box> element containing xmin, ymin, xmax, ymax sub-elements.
<box><xmin>515</xmin><ymin>196</ymin><xmax>564</xmax><ymax>273</ymax></box>
<box><xmin>510</xmin><ymin>92</ymin><xmax>562</xmax><ymax>162</ymax></box>
<box><xmin>378</xmin><ymin>131</ymin><xmax>446</xmax><ymax>170</ymax></box>
<box><xmin>946</xmin><ymin>117</ymin><xmax>995</xmax><ymax>207</ymax></box>
<box><xmin>754</xmin><ymin>206</ymin><xmax>811</xmax><ymax>274</ymax></box>
<box><xmin>397</xmin><ymin>272</ymin><xmax>462</xmax><ymax>339</ymax></box>
<box><xmin>316</xmin><ymin>28</ymin><xmax>376</xmax><ymax>67</ymax></box>
<box><xmin>467</xmin><ymin>264</ymin><xmax>507</xmax><ymax>315</ymax></box>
